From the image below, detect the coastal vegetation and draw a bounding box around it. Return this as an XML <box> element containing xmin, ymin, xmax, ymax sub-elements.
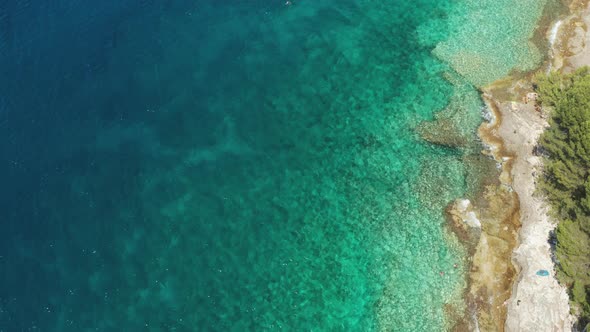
<box><xmin>535</xmin><ymin>67</ymin><xmax>590</xmax><ymax>328</ymax></box>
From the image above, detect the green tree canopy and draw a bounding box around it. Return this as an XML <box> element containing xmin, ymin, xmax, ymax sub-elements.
<box><xmin>536</xmin><ymin>67</ymin><xmax>590</xmax><ymax>327</ymax></box>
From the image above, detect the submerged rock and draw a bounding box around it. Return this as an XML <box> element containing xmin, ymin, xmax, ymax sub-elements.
<box><xmin>417</xmin><ymin>116</ymin><xmax>468</xmax><ymax>148</ymax></box>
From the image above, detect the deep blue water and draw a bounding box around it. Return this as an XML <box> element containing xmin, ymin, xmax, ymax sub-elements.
<box><xmin>0</xmin><ymin>0</ymin><xmax>547</xmax><ymax>330</ymax></box>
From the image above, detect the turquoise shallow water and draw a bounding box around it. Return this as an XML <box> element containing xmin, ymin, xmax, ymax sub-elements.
<box><xmin>0</xmin><ymin>0</ymin><xmax>550</xmax><ymax>330</ymax></box>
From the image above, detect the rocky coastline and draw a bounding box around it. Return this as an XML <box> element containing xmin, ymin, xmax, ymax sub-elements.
<box><xmin>444</xmin><ymin>1</ymin><xmax>590</xmax><ymax>330</ymax></box>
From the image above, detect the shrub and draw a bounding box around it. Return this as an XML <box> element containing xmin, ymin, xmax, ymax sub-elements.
<box><xmin>535</xmin><ymin>68</ymin><xmax>590</xmax><ymax>326</ymax></box>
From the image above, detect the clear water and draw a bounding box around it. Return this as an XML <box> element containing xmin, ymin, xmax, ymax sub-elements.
<box><xmin>432</xmin><ymin>0</ymin><xmax>549</xmax><ymax>87</ymax></box>
<box><xmin>0</xmin><ymin>0</ymin><xmax>548</xmax><ymax>330</ymax></box>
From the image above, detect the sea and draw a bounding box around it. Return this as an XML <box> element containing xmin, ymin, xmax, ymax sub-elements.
<box><xmin>0</xmin><ymin>0</ymin><xmax>551</xmax><ymax>330</ymax></box>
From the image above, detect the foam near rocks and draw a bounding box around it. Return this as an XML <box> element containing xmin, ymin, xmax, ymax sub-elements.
<box><xmin>454</xmin><ymin>199</ymin><xmax>482</xmax><ymax>229</ymax></box>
